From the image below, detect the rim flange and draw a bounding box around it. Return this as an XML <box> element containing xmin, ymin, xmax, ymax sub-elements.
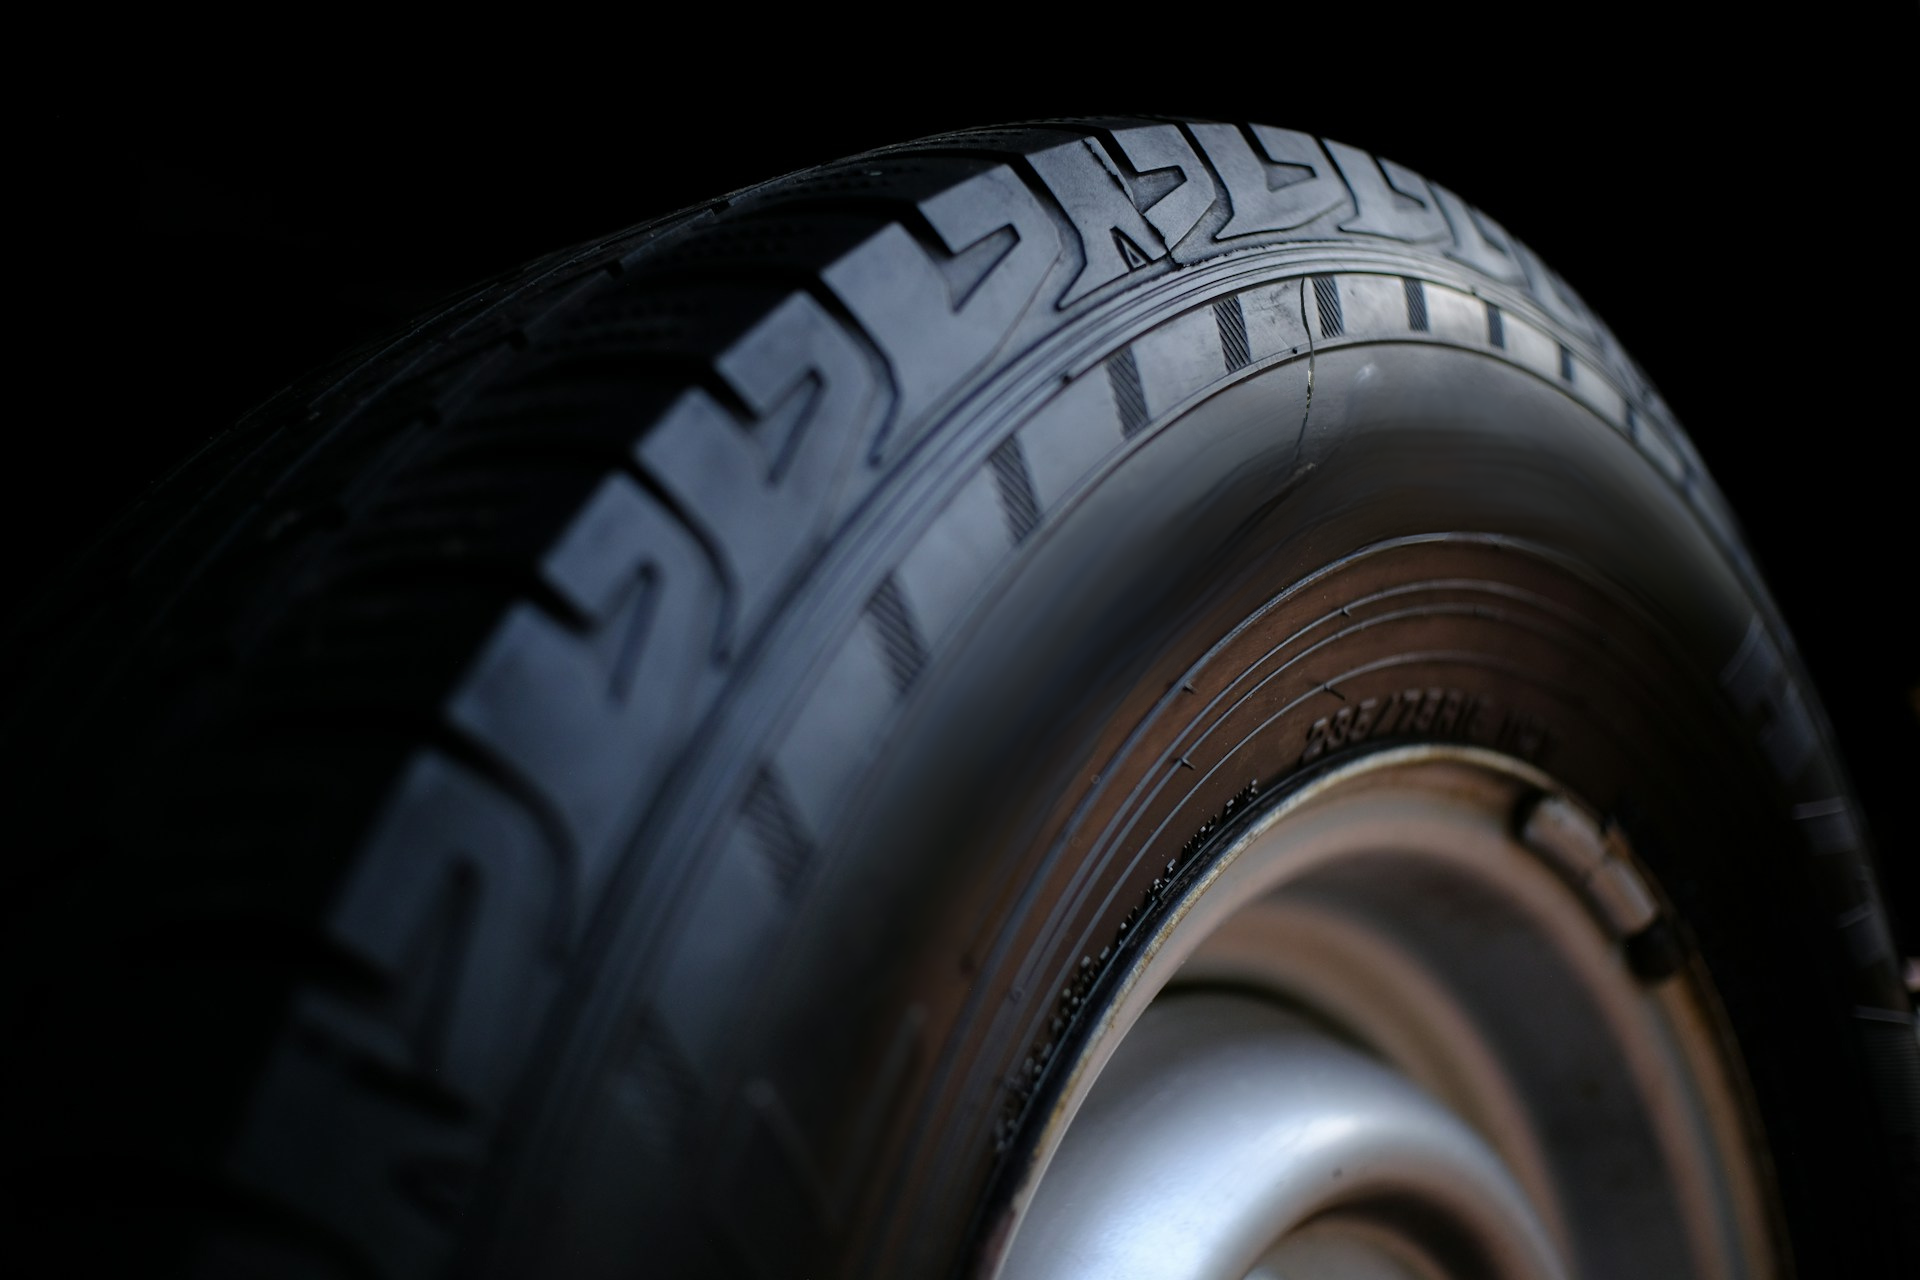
<box><xmin>990</xmin><ymin>745</ymin><xmax>1774</xmax><ymax>1280</ymax></box>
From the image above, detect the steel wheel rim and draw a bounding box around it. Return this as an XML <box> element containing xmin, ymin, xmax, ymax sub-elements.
<box><xmin>993</xmin><ymin>746</ymin><xmax>1774</xmax><ymax>1280</ymax></box>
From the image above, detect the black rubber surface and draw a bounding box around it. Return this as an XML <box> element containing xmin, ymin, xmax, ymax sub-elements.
<box><xmin>6</xmin><ymin>100</ymin><xmax>1916</xmax><ymax>1279</ymax></box>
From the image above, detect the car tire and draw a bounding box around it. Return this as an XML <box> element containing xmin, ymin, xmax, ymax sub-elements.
<box><xmin>4</xmin><ymin>118</ymin><xmax>1913</xmax><ymax>1278</ymax></box>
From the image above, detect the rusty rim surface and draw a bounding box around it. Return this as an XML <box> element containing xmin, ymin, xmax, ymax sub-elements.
<box><xmin>994</xmin><ymin>746</ymin><xmax>1774</xmax><ymax>1280</ymax></box>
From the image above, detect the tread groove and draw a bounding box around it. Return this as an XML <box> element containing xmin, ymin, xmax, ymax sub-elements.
<box><xmin>1312</xmin><ymin>275</ymin><xmax>1344</xmax><ymax>338</ymax></box>
<box><xmin>1403</xmin><ymin>277</ymin><xmax>1429</xmax><ymax>332</ymax></box>
<box><xmin>865</xmin><ymin>573</ymin><xmax>929</xmax><ymax>696</ymax></box>
<box><xmin>1213</xmin><ymin>297</ymin><xmax>1252</xmax><ymax>372</ymax></box>
<box><xmin>987</xmin><ymin>437</ymin><xmax>1043</xmax><ymax>545</ymax></box>
<box><xmin>1106</xmin><ymin>347</ymin><xmax>1149</xmax><ymax>438</ymax></box>
<box><xmin>741</xmin><ymin>768</ymin><xmax>816</xmax><ymax>900</ymax></box>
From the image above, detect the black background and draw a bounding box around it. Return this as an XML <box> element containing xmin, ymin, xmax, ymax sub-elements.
<box><xmin>18</xmin><ymin>34</ymin><xmax>1915</xmax><ymax>943</ymax></box>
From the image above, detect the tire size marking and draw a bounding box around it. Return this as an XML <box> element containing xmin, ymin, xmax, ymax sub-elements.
<box><xmin>1299</xmin><ymin>687</ymin><xmax>1553</xmax><ymax>766</ymax></box>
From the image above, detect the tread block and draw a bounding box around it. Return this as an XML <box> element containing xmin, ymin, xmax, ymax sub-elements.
<box><xmin>1502</xmin><ymin>313</ymin><xmax>1561</xmax><ymax>383</ymax></box>
<box><xmin>821</xmin><ymin>165</ymin><xmax>1061</xmax><ymax>444</ymax></box>
<box><xmin>639</xmin><ymin>292</ymin><xmax>888</xmax><ymax>652</ymax></box>
<box><xmin>231</xmin><ymin>999</ymin><xmax>487</xmax><ymax>1279</ymax></box>
<box><xmin>1838</xmin><ymin>901</ymin><xmax>1898</xmax><ymax>969</ymax></box>
<box><xmin>723</xmin><ymin>1079</ymin><xmax>836</xmax><ymax>1266</ymax></box>
<box><xmin>775</xmin><ymin>617</ymin><xmax>901</xmax><ymax>838</ymax></box>
<box><xmin>534</xmin><ymin>1011</ymin><xmax>703</xmax><ymax>1280</ymax></box>
<box><xmin>1334</xmin><ymin>274</ymin><xmax>1407</xmax><ymax>340</ymax></box>
<box><xmin>1793</xmin><ymin>796</ymin><xmax>1865</xmax><ymax>856</ymax></box>
<box><xmin>1721</xmin><ymin>618</ymin><xmax>1817</xmax><ymax>782</ymax></box>
<box><xmin>1515</xmin><ymin>239</ymin><xmax>1599</xmax><ymax>340</ymax></box>
<box><xmin>1433</xmin><ymin>183</ymin><xmax>1527</xmax><ymax>285</ymax></box>
<box><xmin>451</xmin><ymin>475</ymin><xmax>723</xmax><ymax>888</ymax></box>
<box><xmin>1628</xmin><ymin>408</ymin><xmax>1687</xmax><ymax>484</ymax></box>
<box><xmin>1028</xmin><ymin>139</ymin><xmax>1169</xmax><ymax>307</ymax></box>
<box><xmin>653</xmin><ymin>821</ymin><xmax>791</xmax><ymax>1068</ymax></box>
<box><xmin>1239</xmin><ymin>280</ymin><xmax>1312</xmax><ymax>362</ymax></box>
<box><xmin>896</xmin><ymin>464</ymin><xmax>1014</xmax><ymax>649</ymax></box>
<box><xmin>1189</xmin><ymin>124</ymin><xmax>1350</xmax><ymax>241</ymax></box>
<box><xmin>1106</xmin><ymin>125</ymin><xmax>1216</xmax><ymax>261</ymax></box>
<box><xmin>1020</xmin><ymin>371</ymin><xmax>1126</xmax><ymax>511</ymax></box>
<box><xmin>231</xmin><ymin>752</ymin><xmax>563</xmax><ymax>1277</ymax></box>
<box><xmin>1132</xmin><ymin>307</ymin><xmax>1226</xmax><ymax>420</ymax></box>
<box><xmin>1424</xmin><ymin>282</ymin><xmax>1487</xmax><ymax>347</ymax></box>
<box><xmin>327</xmin><ymin>752</ymin><xmax>567</xmax><ymax>1107</ymax></box>
<box><xmin>1326</xmin><ymin>139</ymin><xmax>1449</xmax><ymax>243</ymax></box>
<box><xmin>1565</xmin><ymin>350</ymin><xmax>1626</xmax><ymax>429</ymax></box>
